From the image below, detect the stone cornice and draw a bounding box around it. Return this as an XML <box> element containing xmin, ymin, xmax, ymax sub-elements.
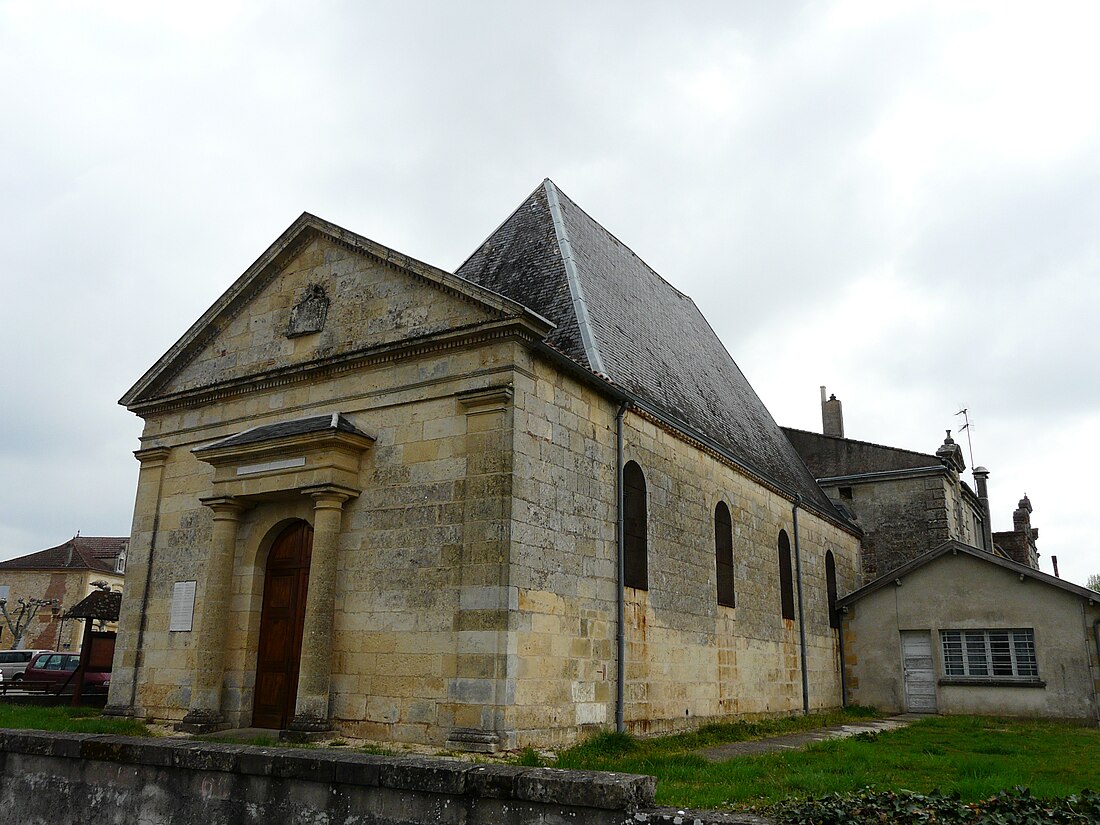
<box><xmin>817</xmin><ymin>466</ymin><xmax>948</xmax><ymax>486</ymax></box>
<box><xmin>127</xmin><ymin>318</ymin><xmax>544</xmax><ymax>417</ymax></box>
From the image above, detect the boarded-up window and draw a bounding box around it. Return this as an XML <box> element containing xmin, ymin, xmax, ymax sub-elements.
<box><xmin>825</xmin><ymin>550</ymin><xmax>839</xmax><ymax>629</ymax></box>
<box><xmin>623</xmin><ymin>461</ymin><xmax>648</xmax><ymax>590</ymax></box>
<box><xmin>715</xmin><ymin>501</ymin><xmax>735</xmax><ymax>607</ymax></box>
<box><xmin>778</xmin><ymin>530</ymin><xmax>795</xmax><ymax>620</ymax></box>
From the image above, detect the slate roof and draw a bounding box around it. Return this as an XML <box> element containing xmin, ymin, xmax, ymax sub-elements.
<box><xmin>195</xmin><ymin>413</ymin><xmax>370</xmax><ymax>452</ymax></box>
<box><xmin>458</xmin><ymin>180</ymin><xmax>836</xmax><ymax>512</ymax></box>
<box><xmin>0</xmin><ymin>537</ymin><xmax>127</xmax><ymax>574</ymax></box>
<box><xmin>838</xmin><ymin>540</ymin><xmax>1100</xmax><ymax>606</ymax></box>
<box><xmin>781</xmin><ymin>427</ymin><xmax>943</xmax><ymax>479</ymax></box>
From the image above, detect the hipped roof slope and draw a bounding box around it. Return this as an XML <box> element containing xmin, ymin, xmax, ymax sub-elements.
<box><xmin>459</xmin><ymin>180</ymin><xmax>835</xmax><ymax>511</ymax></box>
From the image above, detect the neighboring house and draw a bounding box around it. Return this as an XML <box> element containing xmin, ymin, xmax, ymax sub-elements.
<box><xmin>0</xmin><ymin>536</ymin><xmax>127</xmax><ymax>651</ymax></box>
<box><xmin>783</xmin><ymin>389</ymin><xmax>1011</xmax><ymax>582</ymax></box>
<box><xmin>839</xmin><ymin>541</ymin><xmax>1100</xmax><ymax>722</ymax></box>
<box><xmin>106</xmin><ymin>179</ymin><xmax>861</xmax><ymax>749</ymax></box>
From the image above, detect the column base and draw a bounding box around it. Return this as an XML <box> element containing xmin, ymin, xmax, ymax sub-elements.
<box><xmin>282</xmin><ymin>714</ymin><xmax>332</xmax><ymax>742</ymax></box>
<box><xmin>446</xmin><ymin>727</ymin><xmax>501</xmax><ymax>753</ymax></box>
<box><xmin>175</xmin><ymin>708</ymin><xmax>230</xmax><ymax>734</ymax></box>
<box><xmin>101</xmin><ymin>704</ymin><xmax>135</xmax><ymax>719</ymax></box>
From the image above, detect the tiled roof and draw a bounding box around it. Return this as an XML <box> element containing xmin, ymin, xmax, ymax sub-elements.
<box><xmin>0</xmin><ymin>537</ymin><xmax>127</xmax><ymax>574</ymax></box>
<box><xmin>195</xmin><ymin>413</ymin><xmax>369</xmax><ymax>452</ymax></box>
<box><xmin>63</xmin><ymin>589</ymin><xmax>123</xmax><ymax>621</ymax></box>
<box><xmin>458</xmin><ymin>180</ymin><xmax>836</xmax><ymax>512</ymax></box>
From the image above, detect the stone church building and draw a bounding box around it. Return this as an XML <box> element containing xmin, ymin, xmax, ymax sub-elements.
<box><xmin>106</xmin><ymin>180</ymin><xmax>861</xmax><ymax>749</ymax></box>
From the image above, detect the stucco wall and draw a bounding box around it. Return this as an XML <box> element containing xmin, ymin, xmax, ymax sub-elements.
<box><xmin>0</xmin><ymin>569</ymin><xmax>123</xmax><ymax>651</ymax></box>
<box><xmin>844</xmin><ymin>551</ymin><xmax>1100</xmax><ymax>721</ymax></box>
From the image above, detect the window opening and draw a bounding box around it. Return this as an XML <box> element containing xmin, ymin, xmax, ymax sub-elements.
<box><xmin>778</xmin><ymin>530</ymin><xmax>795</xmax><ymax>620</ymax></box>
<box><xmin>941</xmin><ymin>629</ymin><xmax>1037</xmax><ymax>678</ymax></box>
<box><xmin>715</xmin><ymin>501</ymin><xmax>735</xmax><ymax>607</ymax></box>
<box><xmin>623</xmin><ymin>461</ymin><xmax>648</xmax><ymax>590</ymax></box>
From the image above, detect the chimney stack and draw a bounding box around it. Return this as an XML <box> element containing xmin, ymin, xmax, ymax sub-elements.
<box><xmin>973</xmin><ymin>466</ymin><xmax>994</xmax><ymax>553</ymax></box>
<box><xmin>820</xmin><ymin>386</ymin><xmax>845</xmax><ymax>438</ymax></box>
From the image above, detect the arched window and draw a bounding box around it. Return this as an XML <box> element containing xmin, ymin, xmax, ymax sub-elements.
<box><xmin>715</xmin><ymin>501</ymin><xmax>735</xmax><ymax>607</ymax></box>
<box><xmin>778</xmin><ymin>530</ymin><xmax>795</xmax><ymax>620</ymax></box>
<box><xmin>623</xmin><ymin>461</ymin><xmax>648</xmax><ymax>590</ymax></box>
<box><xmin>825</xmin><ymin>549</ymin><xmax>839</xmax><ymax>629</ymax></box>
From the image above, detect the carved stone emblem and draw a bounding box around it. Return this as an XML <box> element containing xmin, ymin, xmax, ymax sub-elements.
<box><xmin>286</xmin><ymin>284</ymin><xmax>330</xmax><ymax>338</ymax></box>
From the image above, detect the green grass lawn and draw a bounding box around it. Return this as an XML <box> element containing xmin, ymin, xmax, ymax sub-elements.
<box><xmin>551</xmin><ymin>714</ymin><xmax>1100</xmax><ymax>809</ymax></box>
<box><xmin>0</xmin><ymin>703</ymin><xmax>149</xmax><ymax>736</ymax></box>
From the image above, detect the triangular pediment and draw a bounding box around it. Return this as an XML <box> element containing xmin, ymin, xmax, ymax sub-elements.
<box><xmin>122</xmin><ymin>214</ymin><xmax>552</xmax><ymax>408</ymax></box>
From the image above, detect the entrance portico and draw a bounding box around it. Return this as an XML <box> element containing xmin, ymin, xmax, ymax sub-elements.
<box><xmin>177</xmin><ymin>413</ymin><xmax>372</xmax><ymax>733</ymax></box>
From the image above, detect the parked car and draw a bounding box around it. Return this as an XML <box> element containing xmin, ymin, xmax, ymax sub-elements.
<box><xmin>0</xmin><ymin>649</ymin><xmax>54</xmax><ymax>682</ymax></box>
<box><xmin>21</xmin><ymin>652</ymin><xmax>111</xmax><ymax>694</ymax></box>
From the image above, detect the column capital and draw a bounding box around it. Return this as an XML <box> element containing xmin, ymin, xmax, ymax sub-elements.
<box><xmin>199</xmin><ymin>495</ymin><xmax>249</xmax><ymax>518</ymax></box>
<box><xmin>302</xmin><ymin>484</ymin><xmax>359</xmax><ymax>508</ymax></box>
<box><xmin>134</xmin><ymin>446</ymin><xmax>172</xmax><ymax>466</ymax></box>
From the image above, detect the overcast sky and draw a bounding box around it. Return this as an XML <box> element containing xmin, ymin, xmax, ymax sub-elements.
<box><xmin>1</xmin><ymin>1</ymin><xmax>1096</xmax><ymax>586</ymax></box>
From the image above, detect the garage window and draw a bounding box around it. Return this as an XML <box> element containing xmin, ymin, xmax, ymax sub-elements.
<box><xmin>940</xmin><ymin>629</ymin><xmax>1037</xmax><ymax>678</ymax></box>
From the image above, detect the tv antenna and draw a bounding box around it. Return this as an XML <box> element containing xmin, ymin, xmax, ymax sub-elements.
<box><xmin>955</xmin><ymin>408</ymin><xmax>976</xmax><ymax>472</ymax></box>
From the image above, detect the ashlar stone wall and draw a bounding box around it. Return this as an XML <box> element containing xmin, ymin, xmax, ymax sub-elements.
<box><xmin>112</xmin><ymin>231</ymin><xmax>861</xmax><ymax>749</ymax></box>
<box><xmin>506</xmin><ymin>353</ymin><xmax>862</xmax><ymax>746</ymax></box>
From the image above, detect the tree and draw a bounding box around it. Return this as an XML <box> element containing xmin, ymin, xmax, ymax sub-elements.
<box><xmin>1087</xmin><ymin>574</ymin><xmax>1100</xmax><ymax>593</ymax></box>
<box><xmin>0</xmin><ymin>597</ymin><xmax>59</xmax><ymax>649</ymax></box>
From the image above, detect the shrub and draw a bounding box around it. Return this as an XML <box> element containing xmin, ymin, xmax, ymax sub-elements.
<box><xmin>771</xmin><ymin>787</ymin><xmax>1100</xmax><ymax>824</ymax></box>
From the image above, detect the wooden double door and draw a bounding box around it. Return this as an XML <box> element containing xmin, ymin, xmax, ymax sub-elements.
<box><xmin>252</xmin><ymin>521</ymin><xmax>313</xmax><ymax>729</ymax></box>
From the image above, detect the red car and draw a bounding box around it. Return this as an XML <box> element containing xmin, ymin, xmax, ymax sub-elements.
<box><xmin>22</xmin><ymin>652</ymin><xmax>111</xmax><ymax>694</ymax></box>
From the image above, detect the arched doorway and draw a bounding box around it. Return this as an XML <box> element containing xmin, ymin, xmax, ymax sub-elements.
<box><xmin>252</xmin><ymin>520</ymin><xmax>313</xmax><ymax>729</ymax></box>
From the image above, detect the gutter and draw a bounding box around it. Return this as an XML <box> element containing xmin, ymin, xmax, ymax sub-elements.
<box><xmin>793</xmin><ymin>496</ymin><xmax>810</xmax><ymax>714</ymax></box>
<box><xmin>615</xmin><ymin>401</ymin><xmax>630</xmax><ymax>733</ymax></box>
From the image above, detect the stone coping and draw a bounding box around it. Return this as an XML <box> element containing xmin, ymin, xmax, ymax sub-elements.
<box><xmin>0</xmin><ymin>730</ymin><xmax>656</xmax><ymax>812</ymax></box>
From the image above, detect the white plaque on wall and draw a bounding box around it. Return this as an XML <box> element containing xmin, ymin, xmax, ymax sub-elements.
<box><xmin>170</xmin><ymin>581</ymin><xmax>197</xmax><ymax>632</ymax></box>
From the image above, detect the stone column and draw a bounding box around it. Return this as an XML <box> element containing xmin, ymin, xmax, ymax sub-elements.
<box><xmin>289</xmin><ymin>485</ymin><xmax>355</xmax><ymax>733</ymax></box>
<box><xmin>105</xmin><ymin>446</ymin><xmax>171</xmax><ymax>719</ymax></box>
<box><xmin>179</xmin><ymin>495</ymin><xmax>247</xmax><ymax>732</ymax></box>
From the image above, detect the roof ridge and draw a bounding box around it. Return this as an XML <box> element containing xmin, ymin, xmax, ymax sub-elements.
<box><xmin>547</xmin><ymin>180</ymin><xmax>692</xmax><ymax>299</ymax></box>
<box><xmin>543</xmin><ymin>180</ymin><xmax>606</xmax><ymax>376</ymax></box>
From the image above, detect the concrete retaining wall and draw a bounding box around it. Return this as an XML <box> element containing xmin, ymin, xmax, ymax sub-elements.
<box><xmin>0</xmin><ymin>730</ymin><xmax>769</xmax><ymax>825</ymax></box>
